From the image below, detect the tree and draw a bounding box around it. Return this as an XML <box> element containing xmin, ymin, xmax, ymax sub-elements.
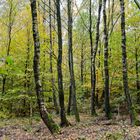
<box><xmin>55</xmin><ymin>0</ymin><xmax>69</xmax><ymax>126</ymax></box>
<box><xmin>135</xmin><ymin>45</ymin><xmax>140</xmax><ymax>103</ymax></box>
<box><xmin>48</xmin><ymin>0</ymin><xmax>59</xmax><ymax>114</ymax></box>
<box><xmin>120</xmin><ymin>0</ymin><xmax>136</xmax><ymax>125</ymax></box>
<box><xmin>134</xmin><ymin>0</ymin><xmax>140</xmax><ymax>10</ymax></box>
<box><xmin>135</xmin><ymin>33</ymin><xmax>140</xmax><ymax>103</ymax></box>
<box><xmin>23</xmin><ymin>25</ymin><xmax>32</xmax><ymax>116</ymax></box>
<box><xmin>91</xmin><ymin>0</ymin><xmax>102</xmax><ymax>115</ymax></box>
<box><xmin>67</xmin><ymin>0</ymin><xmax>80</xmax><ymax>122</ymax></box>
<box><xmin>103</xmin><ymin>0</ymin><xmax>111</xmax><ymax>119</ymax></box>
<box><xmin>30</xmin><ymin>0</ymin><xmax>59</xmax><ymax>133</ymax></box>
<box><xmin>89</xmin><ymin>0</ymin><xmax>96</xmax><ymax>115</ymax></box>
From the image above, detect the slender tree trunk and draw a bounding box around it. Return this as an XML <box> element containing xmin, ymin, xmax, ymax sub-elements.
<box><xmin>103</xmin><ymin>0</ymin><xmax>111</xmax><ymax>119</ymax></box>
<box><xmin>135</xmin><ymin>46</ymin><xmax>140</xmax><ymax>102</ymax></box>
<box><xmin>134</xmin><ymin>33</ymin><xmax>140</xmax><ymax>103</ymax></box>
<box><xmin>67</xmin><ymin>84</ymin><xmax>72</xmax><ymax>115</ymax></box>
<box><xmin>111</xmin><ymin>0</ymin><xmax>114</xmax><ymax>31</ymax></box>
<box><xmin>108</xmin><ymin>0</ymin><xmax>114</xmax><ymax>60</ymax></box>
<box><xmin>91</xmin><ymin>0</ymin><xmax>102</xmax><ymax>115</ymax></box>
<box><xmin>41</xmin><ymin>0</ymin><xmax>47</xmax><ymax>90</ymax></box>
<box><xmin>67</xmin><ymin>0</ymin><xmax>80</xmax><ymax>122</ymax></box>
<box><xmin>120</xmin><ymin>0</ymin><xmax>135</xmax><ymax>125</ymax></box>
<box><xmin>49</xmin><ymin>0</ymin><xmax>59</xmax><ymax>114</ymax></box>
<box><xmin>55</xmin><ymin>0</ymin><xmax>69</xmax><ymax>126</ymax></box>
<box><xmin>89</xmin><ymin>0</ymin><xmax>96</xmax><ymax>115</ymax></box>
<box><xmin>24</xmin><ymin>28</ymin><xmax>31</xmax><ymax>91</ymax></box>
<box><xmin>134</xmin><ymin>0</ymin><xmax>140</xmax><ymax>10</ymax></box>
<box><xmin>23</xmin><ymin>28</ymin><xmax>31</xmax><ymax>116</ymax></box>
<box><xmin>107</xmin><ymin>0</ymin><xmax>110</xmax><ymax>29</ymax></box>
<box><xmin>67</xmin><ymin>1</ymin><xmax>73</xmax><ymax>115</ymax></box>
<box><xmin>81</xmin><ymin>42</ymin><xmax>84</xmax><ymax>87</ymax></box>
<box><xmin>30</xmin><ymin>0</ymin><xmax>59</xmax><ymax>133</ymax></box>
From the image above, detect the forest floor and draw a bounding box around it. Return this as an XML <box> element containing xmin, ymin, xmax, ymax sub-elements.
<box><xmin>0</xmin><ymin>114</ymin><xmax>140</xmax><ymax>140</ymax></box>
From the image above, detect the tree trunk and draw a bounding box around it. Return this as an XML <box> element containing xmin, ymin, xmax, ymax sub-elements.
<box><xmin>80</xmin><ymin>42</ymin><xmax>84</xmax><ymax>99</ymax></box>
<box><xmin>67</xmin><ymin>84</ymin><xmax>72</xmax><ymax>115</ymax></box>
<box><xmin>134</xmin><ymin>0</ymin><xmax>140</xmax><ymax>10</ymax></box>
<box><xmin>30</xmin><ymin>0</ymin><xmax>59</xmax><ymax>133</ymax></box>
<box><xmin>41</xmin><ymin>0</ymin><xmax>47</xmax><ymax>90</ymax></box>
<box><xmin>135</xmin><ymin>47</ymin><xmax>140</xmax><ymax>102</ymax></box>
<box><xmin>24</xmin><ymin>28</ymin><xmax>31</xmax><ymax>91</ymax></box>
<box><xmin>134</xmin><ymin>33</ymin><xmax>140</xmax><ymax>103</ymax></box>
<box><xmin>91</xmin><ymin>0</ymin><xmax>102</xmax><ymax>115</ymax></box>
<box><xmin>120</xmin><ymin>0</ymin><xmax>135</xmax><ymax>125</ymax></box>
<box><xmin>23</xmin><ymin>28</ymin><xmax>31</xmax><ymax>116</ymax></box>
<box><xmin>135</xmin><ymin>46</ymin><xmax>140</xmax><ymax>102</ymax></box>
<box><xmin>67</xmin><ymin>0</ymin><xmax>80</xmax><ymax>122</ymax></box>
<box><xmin>103</xmin><ymin>0</ymin><xmax>111</xmax><ymax>119</ymax></box>
<box><xmin>89</xmin><ymin>0</ymin><xmax>96</xmax><ymax>116</ymax></box>
<box><xmin>111</xmin><ymin>0</ymin><xmax>114</xmax><ymax>31</ymax></box>
<box><xmin>49</xmin><ymin>0</ymin><xmax>59</xmax><ymax>114</ymax></box>
<box><xmin>55</xmin><ymin>0</ymin><xmax>69</xmax><ymax>127</ymax></box>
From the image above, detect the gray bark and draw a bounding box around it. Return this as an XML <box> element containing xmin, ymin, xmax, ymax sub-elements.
<box><xmin>134</xmin><ymin>0</ymin><xmax>140</xmax><ymax>10</ymax></box>
<box><xmin>120</xmin><ymin>0</ymin><xmax>136</xmax><ymax>124</ymax></box>
<box><xmin>55</xmin><ymin>0</ymin><xmax>69</xmax><ymax>126</ymax></box>
<box><xmin>103</xmin><ymin>0</ymin><xmax>111</xmax><ymax>119</ymax></box>
<box><xmin>30</xmin><ymin>0</ymin><xmax>59</xmax><ymax>133</ymax></box>
<box><xmin>49</xmin><ymin>0</ymin><xmax>59</xmax><ymax>114</ymax></box>
<box><xmin>91</xmin><ymin>0</ymin><xmax>102</xmax><ymax>115</ymax></box>
<box><xmin>67</xmin><ymin>0</ymin><xmax>80</xmax><ymax>122</ymax></box>
<box><xmin>89</xmin><ymin>0</ymin><xmax>96</xmax><ymax>115</ymax></box>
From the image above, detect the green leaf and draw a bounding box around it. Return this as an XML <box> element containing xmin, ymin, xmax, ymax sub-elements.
<box><xmin>6</xmin><ymin>56</ymin><xmax>14</xmax><ymax>65</ymax></box>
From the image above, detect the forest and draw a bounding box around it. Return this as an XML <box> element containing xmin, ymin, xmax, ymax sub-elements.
<box><xmin>0</xmin><ymin>0</ymin><xmax>140</xmax><ymax>139</ymax></box>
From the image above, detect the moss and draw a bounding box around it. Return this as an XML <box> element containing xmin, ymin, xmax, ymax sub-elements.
<box><xmin>47</xmin><ymin>113</ymin><xmax>60</xmax><ymax>133</ymax></box>
<box><xmin>105</xmin><ymin>132</ymin><xmax>123</xmax><ymax>140</ymax></box>
<box><xmin>51</xmin><ymin>123</ymin><xmax>60</xmax><ymax>133</ymax></box>
<box><xmin>135</xmin><ymin>120</ymin><xmax>140</xmax><ymax>126</ymax></box>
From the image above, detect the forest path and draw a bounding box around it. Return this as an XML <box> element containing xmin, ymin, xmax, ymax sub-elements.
<box><xmin>0</xmin><ymin>114</ymin><xmax>140</xmax><ymax>140</ymax></box>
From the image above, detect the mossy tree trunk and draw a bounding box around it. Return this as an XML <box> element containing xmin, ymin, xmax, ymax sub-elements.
<box><xmin>30</xmin><ymin>0</ymin><xmax>59</xmax><ymax>134</ymax></box>
<box><xmin>120</xmin><ymin>0</ymin><xmax>135</xmax><ymax>125</ymax></box>
<box><xmin>134</xmin><ymin>33</ymin><xmax>140</xmax><ymax>103</ymax></box>
<box><xmin>49</xmin><ymin>0</ymin><xmax>59</xmax><ymax>114</ymax></box>
<box><xmin>103</xmin><ymin>0</ymin><xmax>111</xmax><ymax>119</ymax></box>
<box><xmin>89</xmin><ymin>0</ymin><xmax>96</xmax><ymax>116</ymax></box>
<box><xmin>91</xmin><ymin>0</ymin><xmax>102</xmax><ymax>115</ymax></box>
<box><xmin>55</xmin><ymin>0</ymin><xmax>69</xmax><ymax>127</ymax></box>
<box><xmin>67</xmin><ymin>0</ymin><xmax>80</xmax><ymax>122</ymax></box>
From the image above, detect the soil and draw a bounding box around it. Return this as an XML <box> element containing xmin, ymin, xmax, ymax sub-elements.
<box><xmin>0</xmin><ymin>114</ymin><xmax>140</xmax><ymax>140</ymax></box>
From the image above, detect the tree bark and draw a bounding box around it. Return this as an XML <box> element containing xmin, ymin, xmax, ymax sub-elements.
<box><xmin>67</xmin><ymin>84</ymin><xmax>72</xmax><ymax>115</ymax></box>
<box><xmin>30</xmin><ymin>0</ymin><xmax>59</xmax><ymax>133</ymax></box>
<box><xmin>120</xmin><ymin>0</ymin><xmax>136</xmax><ymax>125</ymax></box>
<box><xmin>134</xmin><ymin>0</ymin><xmax>140</xmax><ymax>10</ymax></box>
<box><xmin>135</xmin><ymin>46</ymin><xmax>140</xmax><ymax>103</ymax></box>
<box><xmin>23</xmin><ymin>27</ymin><xmax>31</xmax><ymax>116</ymax></box>
<box><xmin>91</xmin><ymin>0</ymin><xmax>102</xmax><ymax>115</ymax></box>
<box><xmin>55</xmin><ymin>0</ymin><xmax>69</xmax><ymax>126</ymax></box>
<box><xmin>103</xmin><ymin>0</ymin><xmax>111</xmax><ymax>119</ymax></box>
<box><xmin>89</xmin><ymin>0</ymin><xmax>96</xmax><ymax>115</ymax></box>
<box><xmin>81</xmin><ymin>42</ymin><xmax>84</xmax><ymax>87</ymax></box>
<box><xmin>49</xmin><ymin>0</ymin><xmax>59</xmax><ymax>114</ymax></box>
<box><xmin>67</xmin><ymin>0</ymin><xmax>80</xmax><ymax>122</ymax></box>
<box><xmin>24</xmin><ymin>28</ymin><xmax>31</xmax><ymax>91</ymax></box>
